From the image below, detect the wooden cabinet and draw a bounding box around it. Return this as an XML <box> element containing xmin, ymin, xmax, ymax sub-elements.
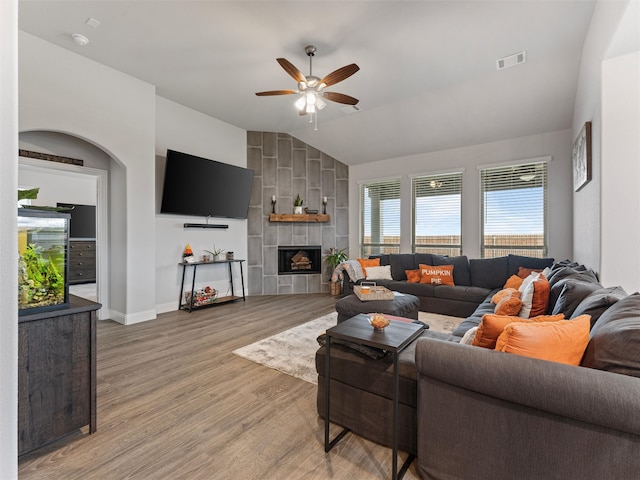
<box><xmin>18</xmin><ymin>295</ymin><xmax>100</xmax><ymax>455</ymax></box>
<box><xmin>69</xmin><ymin>240</ymin><xmax>96</xmax><ymax>284</ymax></box>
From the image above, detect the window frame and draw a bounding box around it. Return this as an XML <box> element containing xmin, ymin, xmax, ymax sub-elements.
<box><xmin>410</xmin><ymin>169</ymin><xmax>464</xmax><ymax>256</ymax></box>
<box><xmin>359</xmin><ymin>177</ymin><xmax>401</xmax><ymax>257</ymax></box>
<box><xmin>479</xmin><ymin>157</ymin><xmax>549</xmax><ymax>259</ymax></box>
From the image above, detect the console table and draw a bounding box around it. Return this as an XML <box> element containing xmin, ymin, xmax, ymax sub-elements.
<box><xmin>178</xmin><ymin>259</ymin><xmax>246</xmax><ymax>312</ymax></box>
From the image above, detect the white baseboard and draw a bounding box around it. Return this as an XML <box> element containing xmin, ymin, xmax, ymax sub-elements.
<box><xmin>107</xmin><ymin>308</ymin><xmax>157</xmax><ymax>325</ymax></box>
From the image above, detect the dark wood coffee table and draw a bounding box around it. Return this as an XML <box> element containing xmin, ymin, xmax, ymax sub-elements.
<box><xmin>324</xmin><ymin>314</ymin><xmax>425</xmax><ymax>480</ymax></box>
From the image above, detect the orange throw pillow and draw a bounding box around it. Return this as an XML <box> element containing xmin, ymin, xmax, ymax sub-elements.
<box><xmin>472</xmin><ymin>313</ymin><xmax>565</xmax><ymax>349</ymax></box>
<box><xmin>491</xmin><ymin>288</ymin><xmax>521</xmax><ymax>304</ymax></box>
<box><xmin>520</xmin><ymin>273</ymin><xmax>550</xmax><ymax>318</ymax></box>
<box><xmin>494</xmin><ymin>315</ymin><xmax>591</xmax><ymax>365</ymax></box>
<box><xmin>419</xmin><ymin>264</ymin><xmax>454</xmax><ymax>286</ymax></box>
<box><xmin>357</xmin><ymin>258</ymin><xmax>380</xmax><ymax>277</ymax></box>
<box><xmin>406</xmin><ymin>269</ymin><xmax>422</xmax><ymax>283</ymax></box>
<box><xmin>495</xmin><ymin>296</ymin><xmax>523</xmax><ymax>316</ymax></box>
<box><xmin>517</xmin><ymin>267</ymin><xmax>543</xmax><ymax>279</ymax></box>
<box><xmin>503</xmin><ymin>275</ymin><xmax>524</xmax><ymax>290</ymax></box>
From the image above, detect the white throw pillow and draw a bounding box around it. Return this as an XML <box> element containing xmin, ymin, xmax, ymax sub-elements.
<box><xmin>518</xmin><ymin>271</ymin><xmax>541</xmax><ymax>318</ymax></box>
<box><xmin>365</xmin><ymin>265</ymin><xmax>393</xmax><ymax>280</ymax></box>
<box><xmin>460</xmin><ymin>326</ymin><xmax>478</xmax><ymax>345</ymax></box>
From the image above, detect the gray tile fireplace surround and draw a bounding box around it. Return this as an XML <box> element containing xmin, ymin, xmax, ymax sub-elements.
<box><xmin>247</xmin><ymin>131</ymin><xmax>349</xmax><ymax>295</ymax></box>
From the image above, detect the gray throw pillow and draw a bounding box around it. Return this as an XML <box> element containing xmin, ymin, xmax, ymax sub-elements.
<box><xmin>571</xmin><ymin>286</ymin><xmax>627</xmax><ymax>328</ymax></box>
<box><xmin>581</xmin><ymin>293</ymin><xmax>640</xmax><ymax>378</ymax></box>
<box><xmin>551</xmin><ymin>280</ymin><xmax>602</xmax><ymax>318</ymax></box>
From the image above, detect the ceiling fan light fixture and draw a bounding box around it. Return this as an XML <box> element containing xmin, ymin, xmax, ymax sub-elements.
<box><xmin>255</xmin><ymin>44</ymin><xmax>360</xmax><ymax>130</ymax></box>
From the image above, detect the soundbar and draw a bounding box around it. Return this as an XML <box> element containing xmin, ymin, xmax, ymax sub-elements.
<box><xmin>183</xmin><ymin>223</ymin><xmax>229</xmax><ymax>229</ymax></box>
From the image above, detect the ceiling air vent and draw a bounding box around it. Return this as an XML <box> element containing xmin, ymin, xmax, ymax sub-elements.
<box><xmin>496</xmin><ymin>51</ymin><xmax>527</xmax><ymax>70</ymax></box>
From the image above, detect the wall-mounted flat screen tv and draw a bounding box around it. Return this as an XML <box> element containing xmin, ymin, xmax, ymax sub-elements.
<box><xmin>56</xmin><ymin>203</ymin><xmax>96</xmax><ymax>239</ymax></box>
<box><xmin>160</xmin><ymin>149</ymin><xmax>254</xmax><ymax>219</ymax></box>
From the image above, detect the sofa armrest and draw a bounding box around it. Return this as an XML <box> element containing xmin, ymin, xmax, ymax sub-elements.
<box><xmin>415</xmin><ymin>337</ymin><xmax>640</xmax><ymax>436</ymax></box>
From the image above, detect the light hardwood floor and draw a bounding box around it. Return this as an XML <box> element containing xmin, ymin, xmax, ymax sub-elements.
<box><xmin>18</xmin><ymin>294</ymin><xmax>421</xmax><ymax>480</ymax></box>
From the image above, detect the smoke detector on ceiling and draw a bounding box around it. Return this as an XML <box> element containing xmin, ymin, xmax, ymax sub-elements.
<box><xmin>496</xmin><ymin>51</ymin><xmax>526</xmax><ymax>70</ymax></box>
<box><xmin>71</xmin><ymin>33</ymin><xmax>89</xmax><ymax>46</ymax></box>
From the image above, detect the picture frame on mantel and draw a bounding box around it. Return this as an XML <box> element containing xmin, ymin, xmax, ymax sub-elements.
<box><xmin>573</xmin><ymin>121</ymin><xmax>592</xmax><ymax>192</ymax></box>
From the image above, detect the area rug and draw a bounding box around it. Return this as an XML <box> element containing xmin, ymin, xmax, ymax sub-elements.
<box><xmin>232</xmin><ymin>311</ymin><xmax>463</xmax><ymax>385</ymax></box>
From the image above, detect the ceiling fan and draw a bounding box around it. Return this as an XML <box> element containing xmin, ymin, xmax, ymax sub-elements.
<box><xmin>255</xmin><ymin>45</ymin><xmax>360</xmax><ymax>130</ymax></box>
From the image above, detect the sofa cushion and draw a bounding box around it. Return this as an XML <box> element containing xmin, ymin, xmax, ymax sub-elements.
<box><xmin>469</xmin><ymin>256</ymin><xmax>509</xmax><ymax>289</ymax></box>
<box><xmin>551</xmin><ymin>279</ymin><xmax>602</xmax><ymax>318</ymax></box>
<box><xmin>433</xmin><ymin>254</ymin><xmax>471</xmax><ymax>286</ymax></box>
<box><xmin>472</xmin><ymin>313</ymin><xmax>565</xmax><ymax>349</ymax></box>
<box><xmin>419</xmin><ymin>264</ymin><xmax>455</xmax><ymax>286</ymax></box>
<box><xmin>414</xmin><ymin>253</ymin><xmax>434</xmax><ymax>268</ymax></box>
<box><xmin>571</xmin><ymin>286</ymin><xmax>627</xmax><ymax>328</ymax></box>
<box><xmin>507</xmin><ymin>254</ymin><xmax>554</xmax><ymax>277</ymax></box>
<box><xmin>582</xmin><ymin>293</ymin><xmax>640</xmax><ymax>377</ymax></box>
<box><xmin>452</xmin><ymin>292</ymin><xmax>499</xmax><ymax>336</ymax></box>
<box><xmin>389</xmin><ymin>254</ymin><xmax>419</xmax><ymax>281</ymax></box>
<box><xmin>433</xmin><ymin>285</ymin><xmax>492</xmax><ymax>304</ymax></box>
<box><xmin>494</xmin><ymin>315</ymin><xmax>590</xmax><ymax>366</ymax></box>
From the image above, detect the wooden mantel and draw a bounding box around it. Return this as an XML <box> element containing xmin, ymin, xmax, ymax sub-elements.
<box><xmin>269</xmin><ymin>213</ymin><xmax>330</xmax><ymax>223</ymax></box>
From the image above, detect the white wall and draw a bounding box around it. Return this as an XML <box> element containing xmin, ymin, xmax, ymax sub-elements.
<box><xmin>18</xmin><ymin>165</ymin><xmax>96</xmax><ymax>206</ymax></box>
<box><xmin>571</xmin><ymin>0</ymin><xmax>631</xmax><ymax>271</ymax></box>
<box><xmin>600</xmin><ymin>51</ymin><xmax>640</xmax><ymax>291</ymax></box>
<box><xmin>349</xmin><ymin>129</ymin><xmax>574</xmax><ymax>262</ymax></box>
<box><xmin>155</xmin><ymin>97</ymin><xmax>248</xmax><ymax>313</ymax></box>
<box><xmin>19</xmin><ymin>31</ymin><xmax>157</xmax><ymax>324</ymax></box>
<box><xmin>0</xmin><ymin>0</ymin><xmax>18</xmax><ymax>476</ymax></box>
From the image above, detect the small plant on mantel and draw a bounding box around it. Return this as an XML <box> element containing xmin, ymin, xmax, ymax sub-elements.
<box><xmin>293</xmin><ymin>194</ymin><xmax>304</xmax><ymax>214</ymax></box>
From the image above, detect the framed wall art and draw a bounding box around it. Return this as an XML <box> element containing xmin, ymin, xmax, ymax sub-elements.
<box><xmin>573</xmin><ymin>121</ymin><xmax>592</xmax><ymax>192</ymax></box>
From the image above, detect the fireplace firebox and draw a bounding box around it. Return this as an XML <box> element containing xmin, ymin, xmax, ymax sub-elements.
<box><xmin>278</xmin><ymin>246</ymin><xmax>322</xmax><ymax>275</ymax></box>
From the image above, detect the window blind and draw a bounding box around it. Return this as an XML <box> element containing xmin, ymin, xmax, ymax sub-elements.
<box><xmin>412</xmin><ymin>172</ymin><xmax>463</xmax><ymax>256</ymax></box>
<box><xmin>480</xmin><ymin>161</ymin><xmax>548</xmax><ymax>258</ymax></box>
<box><xmin>360</xmin><ymin>179</ymin><xmax>401</xmax><ymax>256</ymax></box>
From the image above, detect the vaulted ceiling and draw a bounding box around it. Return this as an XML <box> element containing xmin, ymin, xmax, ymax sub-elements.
<box><xmin>18</xmin><ymin>1</ymin><xmax>596</xmax><ymax>165</ymax></box>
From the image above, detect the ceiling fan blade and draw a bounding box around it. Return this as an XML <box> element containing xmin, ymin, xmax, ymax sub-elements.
<box><xmin>319</xmin><ymin>64</ymin><xmax>360</xmax><ymax>87</ymax></box>
<box><xmin>277</xmin><ymin>58</ymin><xmax>306</xmax><ymax>83</ymax></box>
<box><xmin>323</xmin><ymin>92</ymin><xmax>359</xmax><ymax>105</ymax></box>
<box><xmin>255</xmin><ymin>90</ymin><xmax>297</xmax><ymax>96</ymax></box>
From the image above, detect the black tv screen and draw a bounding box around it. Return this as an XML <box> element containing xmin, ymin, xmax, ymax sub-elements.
<box><xmin>160</xmin><ymin>149</ymin><xmax>254</xmax><ymax>219</ymax></box>
<box><xmin>57</xmin><ymin>203</ymin><xmax>96</xmax><ymax>239</ymax></box>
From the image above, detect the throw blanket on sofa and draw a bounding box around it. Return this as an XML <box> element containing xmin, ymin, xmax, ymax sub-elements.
<box><xmin>331</xmin><ymin>260</ymin><xmax>364</xmax><ymax>283</ymax></box>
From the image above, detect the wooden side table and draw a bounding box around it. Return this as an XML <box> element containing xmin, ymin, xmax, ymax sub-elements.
<box><xmin>324</xmin><ymin>314</ymin><xmax>425</xmax><ymax>480</ymax></box>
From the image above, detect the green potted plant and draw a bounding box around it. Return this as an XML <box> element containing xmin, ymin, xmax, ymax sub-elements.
<box><xmin>325</xmin><ymin>247</ymin><xmax>348</xmax><ymax>295</ymax></box>
<box><xmin>293</xmin><ymin>194</ymin><xmax>303</xmax><ymax>214</ymax></box>
<box><xmin>204</xmin><ymin>245</ymin><xmax>225</xmax><ymax>261</ymax></box>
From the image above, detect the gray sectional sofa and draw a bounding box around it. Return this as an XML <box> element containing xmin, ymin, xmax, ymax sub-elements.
<box><xmin>340</xmin><ymin>253</ymin><xmax>554</xmax><ymax>317</ymax></box>
<box><xmin>317</xmin><ymin>257</ymin><xmax>640</xmax><ymax>479</ymax></box>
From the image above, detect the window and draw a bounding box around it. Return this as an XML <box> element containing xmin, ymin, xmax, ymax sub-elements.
<box><xmin>412</xmin><ymin>171</ymin><xmax>463</xmax><ymax>256</ymax></box>
<box><xmin>360</xmin><ymin>179</ymin><xmax>401</xmax><ymax>256</ymax></box>
<box><xmin>480</xmin><ymin>160</ymin><xmax>548</xmax><ymax>258</ymax></box>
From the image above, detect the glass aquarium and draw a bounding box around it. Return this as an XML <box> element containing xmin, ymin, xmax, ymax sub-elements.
<box><xmin>18</xmin><ymin>208</ymin><xmax>70</xmax><ymax>315</ymax></box>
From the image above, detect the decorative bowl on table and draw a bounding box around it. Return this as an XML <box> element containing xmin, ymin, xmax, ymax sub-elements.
<box><xmin>368</xmin><ymin>313</ymin><xmax>390</xmax><ymax>331</ymax></box>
